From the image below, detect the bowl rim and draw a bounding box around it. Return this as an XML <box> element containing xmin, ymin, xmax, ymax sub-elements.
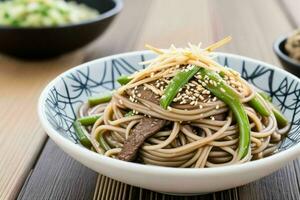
<box><xmin>273</xmin><ymin>34</ymin><xmax>300</xmax><ymax>67</ymax></box>
<box><xmin>0</xmin><ymin>0</ymin><xmax>123</xmax><ymax>30</ymax></box>
<box><xmin>38</xmin><ymin>50</ymin><xmax>300</xmax><ymax>176</ymax></box>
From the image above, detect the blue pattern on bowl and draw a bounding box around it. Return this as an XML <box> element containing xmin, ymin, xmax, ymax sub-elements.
<box><xmin>44</xmin><ymin>52</ymin><xmax>300</xmax><ymax>152</ymax></box>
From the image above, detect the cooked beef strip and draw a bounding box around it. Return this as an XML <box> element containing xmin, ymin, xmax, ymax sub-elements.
<box><xmin>118</xmin><ymin>117</ymin><xmax>165</xmax><ymax>161</ymax></box>
<box><xmin>127</xmin><ymin>85</ymin><xmax>216</xmax><ymax>110</ymax></box>
<box><xmin>127</xmin><ymin>86</ymin><xmax>202</xmax><ymax>110</ymax></box>
<box><xmin>213</xmin><ymin>113</ymin><xmax>226</xmax><ymax>121</ymax></box>
<box><xmin>127</xmin><ymin>85</ymin><xmax>160</xmax><ymax>104</ymax></box>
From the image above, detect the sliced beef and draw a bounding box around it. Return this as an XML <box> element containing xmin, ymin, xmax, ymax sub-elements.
<box><xmin>118</xmin><ymin>117</ymin><xmax>165</xmax><ymax>161</ymax></box>
<box><xmin>213</xmin><ymin>113</ymin><xmax>226</xmax><ymax>121</ymax></box>
<box><xmin>126</xmin><ymin>85</ymin><xmax>160</xmax><ymax>104</ymax></box>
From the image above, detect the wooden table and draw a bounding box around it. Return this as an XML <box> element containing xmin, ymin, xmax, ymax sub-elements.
<box><xmin>1</xmin><ymin>0</ymin><xmax>300</xmax><ymax>199</ymax></box>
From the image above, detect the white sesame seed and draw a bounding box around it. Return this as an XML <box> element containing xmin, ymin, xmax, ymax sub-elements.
<box><xmin>192</xmin><ymin>80</ymin><xmax>198</xmax><ymax>85</ymax></box>
<box><xmin>196</xmin><ymin>85</ymin><xmax>203</xmax><ymax>91</ymax></box>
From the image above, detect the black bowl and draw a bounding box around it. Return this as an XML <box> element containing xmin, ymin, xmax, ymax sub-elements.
<box><xmin>0</xmin><ymin>0</ymin><xmax>123</xmax><ymax>58</ymax></box>
<box><xmin>273</xmin><ymin>34</ymin><xmax>300</xmax><ymax>77</ymax></box>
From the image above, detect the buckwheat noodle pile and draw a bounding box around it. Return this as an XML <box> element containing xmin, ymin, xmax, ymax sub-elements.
<box><xmin>76</xmin><ymin>37</ymin><xmax>290</xmax><ymax>168</ymax></box>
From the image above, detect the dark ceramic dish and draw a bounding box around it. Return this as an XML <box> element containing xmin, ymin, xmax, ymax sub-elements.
<box><xmin>273</xmin><ymin>35</ymin><xmax>300</xmax><ymax>77</ymax></box>
<box><xmin>0</xmin><ymin>0</ymin><xmax>123</xmax><ymax>58</ymax></box>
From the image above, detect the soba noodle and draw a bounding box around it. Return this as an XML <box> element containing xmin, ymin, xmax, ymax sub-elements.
<box><xmin>75</xmin><ymin>37</ymin><xmax>290</xmax><ymax>168</ymax></box>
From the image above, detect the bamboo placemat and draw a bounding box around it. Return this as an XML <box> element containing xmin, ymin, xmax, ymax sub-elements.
<box><xmin>93</xmin><ymin>175</ymin><xmax>212</xmax><ymax>200</ymax></box>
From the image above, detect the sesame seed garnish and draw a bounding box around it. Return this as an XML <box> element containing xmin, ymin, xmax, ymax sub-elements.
<box><xmin>129</xmin><ymin>96</ymin><xmax>134</xmax><ymax>102</ymax></box>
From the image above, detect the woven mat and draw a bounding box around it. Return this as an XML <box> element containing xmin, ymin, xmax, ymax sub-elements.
<box><xmin>93</xmin><ymin>175</ymin><xmax>217</xmax><ymax>200</ymax></box>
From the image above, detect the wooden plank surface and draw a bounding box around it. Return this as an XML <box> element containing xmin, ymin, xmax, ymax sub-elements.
<box><xmin>0</xmin><ymin>52</ymin><xmax>85</xmax><ymax>200</ymax></box>
<box><xmin>7</xmin><ymin>0</ymin><xmax>300</xmax><ymax>199</ymax></box>
<box><xmin>17</xmin><ymin>140</ymin><xmax>98</xmax><ymax>200</ymax></box>
<box><xmin>279</xmin><ymin>0</ymin><xmax>300</xmax><ymax>27</ymax></box>
<box><xmin>16</xmin><ymin>0</ymin><xmax>153</xmax><ymax>200</ymax></box>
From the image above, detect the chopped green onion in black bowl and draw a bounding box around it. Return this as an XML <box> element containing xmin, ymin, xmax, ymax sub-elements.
<box><xmin>0</xmin><ymin>0</ymin><xmax>123</xmax><ymax>59</ymax></box>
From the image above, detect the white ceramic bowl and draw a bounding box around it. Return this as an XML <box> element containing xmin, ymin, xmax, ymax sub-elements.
<box><xmin>38</xmin><ymin>51</ymin><xmax>300</xmax><ymax>195</ymax></box>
